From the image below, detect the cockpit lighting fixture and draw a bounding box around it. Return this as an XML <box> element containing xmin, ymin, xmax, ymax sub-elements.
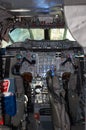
<box><xmin>10</xmin><ymin>9</ymin><xmax>31</xmax><ymax>12</ymax></box>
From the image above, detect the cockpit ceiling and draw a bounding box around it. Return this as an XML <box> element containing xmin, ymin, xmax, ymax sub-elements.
<box><xmin>0</xmin><ymin>0</ymin><xmax>63</xmax><ymax>18</ymax></box>
<box><xmin>0</xmin><ymin>0</ymin><xmax>63</xmax><ymax>9</ymax></box>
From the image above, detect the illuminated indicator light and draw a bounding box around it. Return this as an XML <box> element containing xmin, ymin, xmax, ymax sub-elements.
<box><xmin>0</xmin><ymin>116</ymin><xmax>4</xmax><ymax>125</ymax></box>
<box><xmin>34</xmin><ymin>113</ymin><xmax>40</xmax><ymax>120</ymax></box>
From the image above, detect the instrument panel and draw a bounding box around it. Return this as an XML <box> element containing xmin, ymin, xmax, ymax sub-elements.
<box><xmin>7</xmin><ymin>50</ymin><xmax>81</xmax><ymax>78</ymax></box>
<box><xmin>6</xmin><ymin>40</ymin><xmax>83</xmax><ymax>78</ymax></box>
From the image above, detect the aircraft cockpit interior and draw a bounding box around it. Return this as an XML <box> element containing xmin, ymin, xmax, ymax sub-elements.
<box><xmin>0</xmin><ymin>0</ymin><xmax>86</xmax><ymax>130</ymax></box>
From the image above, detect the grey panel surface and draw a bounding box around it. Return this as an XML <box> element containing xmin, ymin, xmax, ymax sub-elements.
<box><xmin>9</xmin><ymin>57</ymin><xmax>17</xmax><ymax>78</ymax></box>
<box><xmin>11</xmin><ymin>99</ymin><xmax>25</xmax><ymax>127</ymax></box>
<box><xmin>15</xmin><ymin>76</ymin><xmax>25</xmax><ymax>94</ymax></box>
<box><xmin>64</xmin><ymin>0</ymin><xmax>86</xmax><ymax>5</ymax></box>
<box><xmin>11</xmin><ymin>76</ymin><xmax>25</xmax><ymax>127</ymax></box>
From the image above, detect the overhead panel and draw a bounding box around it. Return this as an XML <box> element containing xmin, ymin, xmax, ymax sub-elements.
<box><xmin>0</xmin><ymin>0</ymin><xmax>63</xmax><ymax>9</ymax></box>
<box><xmin>0</xmin><ymin>0</ymin><xmax>63</xmax><ymax>16</ymax></box>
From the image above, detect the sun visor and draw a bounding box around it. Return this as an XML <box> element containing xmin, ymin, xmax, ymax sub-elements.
<box><xmin>64</xmin><ymin>0</ymin><xmax>86</xmax><ymax>48</ymax></box>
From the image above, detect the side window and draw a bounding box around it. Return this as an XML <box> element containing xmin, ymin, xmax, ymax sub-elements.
<box><xmin>9</xmin><ymin>28</ymin><xmax>31</xmax><ymax>42</ymax></box>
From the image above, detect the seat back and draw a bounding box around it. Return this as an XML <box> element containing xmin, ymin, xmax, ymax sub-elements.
<box><xmin>11</xmin><ymin>76</ymin><xmax>25</xmax><ymax>127</ymax></box>
<box><xmin>46</xmin><ymin>73</ymin><xmax>70</xmax><ymax>130</ymax></box>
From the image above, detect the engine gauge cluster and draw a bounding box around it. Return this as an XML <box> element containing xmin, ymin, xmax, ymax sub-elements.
<box><xmin>30</xmin><ymin>76</ymin><xmax>49</xmax><ymax>104</ymax></box>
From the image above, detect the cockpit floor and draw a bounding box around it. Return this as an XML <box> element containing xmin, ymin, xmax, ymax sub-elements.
<box><xmin>27</xmin><ymin>113</ymin><xmax>37</xmax><ymax>130</ymax></box>
<box><xmin>27</xmin><ymin>113</ymin><xmax>85</xmax><ymax>130</ymax></box>
<box><xmin>71</xmin><ymin>124</ymin><xmax>85</xmax><ymax>130</ymax></box>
